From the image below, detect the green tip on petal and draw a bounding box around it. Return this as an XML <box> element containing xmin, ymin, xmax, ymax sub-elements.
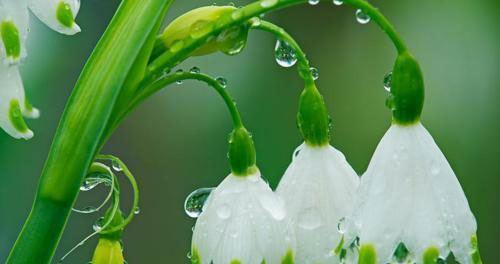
<box><xmin>423</xmin><ymin>247</ymin><xmax>440</xmax><ymax>264</ymax></box>
<box><xmin>56</xmin><ymin>2</ymin><xmax>75</xmax><ymax>28</ymax></box>
<box><xmin>191</xmin><ymin>248</ymin><xmax>201</xmax><ymax>264</ymax></box>
<box><xmin>358</xmin><ymin>244</ymin><xmax>377</xmax><ymax>264</ymax></box>
<box><xmin>471</xmin><ymin>234</ymin><xmax>483</xmax><ymax>264</ymax></box>
<box><xmin>334</xmin><ymin>236</ymin><xmax>345</xmax><ymax>255</ymax></box>
<box><xmin>281</xmin><ymin>249</ymin><xmax>294</xmax><ymax>264</ymax></box>
<box><xmin>9</xmin><ymin>99</ymin><xmax>29</xmax><ymax>133</ymax></box>
<box><xmin>1</xmin><ymin>21</ymin><xmax>21</xmax><ymax>60</ymax></box>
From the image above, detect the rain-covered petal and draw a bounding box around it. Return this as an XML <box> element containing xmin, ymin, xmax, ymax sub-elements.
<box><xmin>0</xmin><ymin>63</ymin><xmax>39</xmax><ymax>140</ymax></box>
<box><xmin>29</xmin><ymin>0</ymin><xmax>81</xmax><ymax>35</ymax></box>
<box><xmin>276</xmin><ymin>143</ymin><xmax>360</xmax><ymax>264</ymax></box>
<box><xmin>0</xmin><ymin>0</ymin><xmax>29</xmax><ymax>63</ymax></box>
<box><xmin>345</xmin><ymin>123</ymin><xmax>479</xmax><ymax>264</ymax></box>
<box><xmin>192</xmin><ymin>171</ymin><xmax>295</xmax><ymax>264</ymax></box>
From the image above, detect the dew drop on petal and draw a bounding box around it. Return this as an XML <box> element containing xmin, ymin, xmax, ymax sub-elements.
<box><xmin>333</xmin><ymin>0</ymin><xmax>343</xmax><ymax>6</ymax></box>
<box><xmin>310</xmin><ymin>67</ymin><xmax>319</xmax><ymax>80</ymax></box>
<box><xmin>337</xmin><ymin>217</ymin><xmax>346</xmax><ymax>234</ymax></box>
<box><xmin>216</xmin><ymin>77</ymin><xmax>227</xmax><ymax>87</ymax></box>
<box><xmin>184</xmin><ymin>187</ymin><xmax>214</xmax><ymax>218</ymax></box>
<box><xmin>298</xmin><ymin>208</ymin><xmax>322</xmax><ymax>230</ymax></box>
<box><xmin>355</xmin><ymin>9</ymin><xmax>371</xmax><ymax>24</ymax></box>
<box><xmin>308</xmin><ymin>0</ymin><xmax>320</xmax><ymax>5</ymax></box>
<box><xmin>383</xmin><ymin>71</ymin><xmax>392</xmax><ymax>92</ymax></box>
<box><xmin>275</xmin><ymin>39</ymin><xmax>297</xmax><ymax>68</ymax></box>
<box><xmin>190</xmin><ymin>66</ymin><xmax>200</xmax><ymax>74</ymax></box>
<box><xmin>216</xmin><ymin>204</ymin><xmax>232</xmax><ymax>219</ymax></box>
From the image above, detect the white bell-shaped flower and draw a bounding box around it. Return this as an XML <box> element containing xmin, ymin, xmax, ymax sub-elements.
<box><xmin>276</xmin><ymin>142</ymin><xmax>360</xmax><ymax>264</ymax></box>
<box><xmin>29</xmin><ymin>0</ymin><xmax>81</xmax><ymax>35</ymax></box>
<box><xmin>0</xmin><ymin>0</ymin><xmax>29</xmax><ymax>63</ymax></box>
<box><xmin>192</xmin><ymin>171</ymin><xmax>295</xmax><ymax>264</ymax></box>
<box><xmin>344</xmin><ymin>122</ymin><xmax>481</xmax><ymax>264</ymax></box>
<box><xmin>0</xmin><ymin>63</ymin><xmax>39</xmax><ymax>139</ymax></box>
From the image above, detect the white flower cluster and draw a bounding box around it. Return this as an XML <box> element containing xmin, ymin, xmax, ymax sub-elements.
<box><xmin>0</xmin><ymin>0</ymin><xmax>80</xmax><ymax>139</ymax></box>
<box><xmin>190</xmin><ymin>123</ymin><xmax>480</xmax><ymax>264</ymax></box>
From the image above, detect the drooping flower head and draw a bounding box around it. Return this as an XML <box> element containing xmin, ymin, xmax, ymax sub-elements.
<box><xmin>277</xmin><ymin>80</ymin><xmax>359</xmax><ymax>263</ymax></box>
<box><xmin>344</xmin><ymin>52</ymin><xmax>482</xmax><ymax>264</ymax></box>
<box><xmin>191</xmin><ymin>127</ymin><xmax>295</xmax><ymax>264</ymax></box>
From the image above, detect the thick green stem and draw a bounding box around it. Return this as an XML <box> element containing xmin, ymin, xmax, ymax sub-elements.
<box><xmin>7</xmin><ymin>1</ymin><xmax>172</xmax><ymax>263</ymax></box>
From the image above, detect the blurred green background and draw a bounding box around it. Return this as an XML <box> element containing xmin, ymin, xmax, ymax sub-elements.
<box><xmin>1</xmin><ymin>0</ymin><xmax>498</xmax><ymax>263</ymax></box>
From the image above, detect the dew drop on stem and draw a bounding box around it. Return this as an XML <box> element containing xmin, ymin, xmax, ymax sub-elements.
<box><xmin>190</xmin><ymin>66</ymin><xmax>201</xmax><ymax>74</ymax></box>
<box><xmin>383</xmin><ymin>71</ymin><xmax>392</xmax><ymax>92</ymax></box>
<box><xmin>333</xmin><ymin>0</ymin><xmax>343</xmax><ymax>6</ymax></box>
<box><xmin>308</xmin><ymin>0</ymin><xmax>320</xmax><ymax>5</ymax></box>
<box><xmin>216</xmin><ymin>77</ymin><xmax>227</xmax><ymax>87</ymax></box>
<box><xmin>275</xmin><ymin>39</ymin><xmax>297</xmax><ymax>68</ymax></box>
<box><xmin>184</xmin><ymin>187</ymin><xmax>214</xmax><ymax>218</ymax></box>
<box><xmin>355</xmin><ymin>9</ymin><xmax>371</xmax><ymax>24</ymax></box>
<box><xmin>310</xmin><ymin>67</ymin><xmax>319</xmax><ymax>80</ymax></box>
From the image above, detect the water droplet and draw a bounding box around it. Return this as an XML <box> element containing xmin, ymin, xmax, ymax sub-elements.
<box><xmin>337</xmin><ymin>217</ymin><xmax>346</xmax><ymax>234</ymax></box>
<box><xmin>216</xmin><ymin>204</ymin><xmax>232</xmax><ymax>219</ymax></box>
<box><xmin>308</xmin><ymin>0</ymin><xmax>320</xmax><ymax>5</ymax></box>
<box><xmin>310</xmin><ymin>67</ymin><xmax>319</xmax><ymax>80</ymax></box>
<box><xmin>274</xmin><ymin>39</ymin><xmax>297</xmax><ymax>68</ymax></box>
<box><xmin>333</xmin><ymin>0</ymin><xmax>343</xmax><ymax>5</ymax></box>
<box><xmin>187</xmin><ymin>251</ymin><xmax>192</xmax><ymax>259</ymax></box>
<box><xmin>93</xmin><ymin>217</ymin><xmax>104</xmax><ymax>231</ymax></box>
<box><xmin>383</xmin><ymin>71</ymin><xmax>392</xmax><ymax>92</ymax></box>
<box><xmin>190</xmin><ymin>20</ymin><xmax>214</xmax><ymax>39</ymax></box>
<box><xmin>298</xmin><ymin>207</ymin><xmax>322</xmax><ymax>230</ymax></box>
<box><xmin>111</xmin><ymin>160</ymin><xmax>122</xmax><ymax>172</ymax></box>
<box><xmin>184</xmin><ymin>187</ymin><xmax>214</xmax><ymax>218</ymax></box>
<box><xmin>231</xmin><ymin>9</ymin><xmax>244</xmax><ymax>20</ymax></box>
<box><xmin>250</xmin><ymin>17</ymin><xmax>261</xmax><ymax>27</ymax></box>
<box><xmin>134</xmin><ymin>206</ymin><xmax>141</xmax><ymax>215</ymax></box>
<box><xmin>355</xmin><ymin>9</ymin><xmax>371</xmax><ymax>24</ymax></box>
<box><xmin>190</xmin><ymin>66</ymin><xmax>201</xmax><ymax>74</ymax></box>
<box><xmin>216</xmin><ymin>77</ymin><xmax>227</xmax><ymax>87</ymax></box>
<box><xmin>80</xmin><ymin>178</ymin><xmax>102</xmax><ymax>191</ymax></box>
<box><xmin>260</xmin><ymin>0</ymin><xmax>278</xmax><ymax>8</ymax></box>
<box><xmin>169</xmin><ymin>39</ymin><xmax>185</xmax><ymax>52</ymax></box>
<box><xmin>176</xmin><ymin>69</ymin><xmax>184</xmax><ymax>84</ymax></box>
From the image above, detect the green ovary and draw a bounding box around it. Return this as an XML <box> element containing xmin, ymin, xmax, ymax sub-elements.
<box><xmin>1</xmin><ymin>21</ymin><xmax>21</xmax><ymax>59</ymax></box>
<box><xmin>56</xmin><ymin>2</ymin><xmax>74</xmax><ymax>28</ymax></box>
<box><xmin>358</xmin><ymin>244</ymin><xmax>376</xmax><ymax>264</ymax></box>
<box><xmin>9</xmin><ymin>100</ymin><xmax>29</xmax><ymax>133</ymax></box>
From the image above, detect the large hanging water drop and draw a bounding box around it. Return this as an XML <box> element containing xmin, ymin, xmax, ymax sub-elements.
<box><xmin>383</xmin><ymin>71</ymin><xmax>392</xmax><ymax>92</ymax></box>
<box><xmin>275</xmin><ymin>39</ymin><xmax>297</xmax><ymax>68</ymax></box>
<box><xmin>184</xmin><ymin>187</ymin><xmax>214</xmax><ymax>218</ymax></box>
<box><xmin>355</xmin><ymin>9</ymin><xmax>371</xmax><ymax>24</ymax></box>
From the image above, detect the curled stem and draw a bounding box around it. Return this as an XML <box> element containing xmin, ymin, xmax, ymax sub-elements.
<box><xmin>96</xmin><ymin>154</ymin><xmax>140</xmax><ymax>234</ymax></box>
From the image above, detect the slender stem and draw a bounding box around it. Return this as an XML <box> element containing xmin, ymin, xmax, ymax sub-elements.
<box><xmin>116</xmin><ymin>72</ymin><xmax>244</xmax><ymax>131</ymax></box>
<box><xmin>252</xmin><ymin>20</ymin><xmax>315</xmax><ymax>85</ymax></box>
<box><xmin>7</xmin><ymin>1</ymin><xmax>172</xmax><ymax>263</ymax></box>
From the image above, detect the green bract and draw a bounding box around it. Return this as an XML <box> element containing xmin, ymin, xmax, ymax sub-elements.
<box><xmin>159</xmin><ymin>6</ymin><xmax>250</xmax><ymax>57</ymax></box>
<box><xmin>388</xmin><ymin>52</ymin><xmax>425</xmax><ymax>124</ymax></box>
<box><xmin>228</xmin><ymin>126</ymin><xmax>258</xmax><ymax>176</ymax></box>
<box><xmin>297</xmin><ymin>82</ymin><xmax>331</xmax><ymax>147</ymax></box>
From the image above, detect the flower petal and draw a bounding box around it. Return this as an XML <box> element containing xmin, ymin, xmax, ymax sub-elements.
<box><xmin>0</xmin><ymin>63</ymin><xmax>39</xmax><ymax>139</ymax></box>
<box><xmin>29</xmin><ymin>0</ymin><xmax>81</xmax><ymax>35</ymax></box>
<box><xmin>345</xmin><ymin>123</ymin><xmax>477</xmax><ymax>264</ymax></box>
<box><xmin>192</xmin><ymin>172</ymin><xmax>294</xmax><ymax>264</ymax></box>
<box><xmin>0</xmin><ymin>0</ymin><xmax>29</xmax><ymax>63</ymax></box>
<box><xmin>277</xmin><ymin>143</ymin><xmax>359</xmax><ymax>264</ymax></box>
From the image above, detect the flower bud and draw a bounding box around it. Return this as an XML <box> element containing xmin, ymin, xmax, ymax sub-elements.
<box><xmin>159</xmin><ymin>6</ymin><xmax>249</xmax><ymax>57</ymax></box>
<box><xmin>91</xmin><ymin>238</ymin><xmax>124</xmax><ymax>264</ymax></box>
